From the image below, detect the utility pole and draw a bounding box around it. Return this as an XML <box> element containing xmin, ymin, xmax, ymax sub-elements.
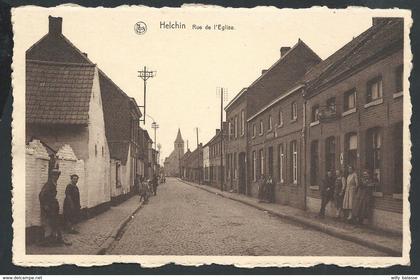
<box><xmin>151</xmin><ymin>121</ymin><xmax>159</xmax><ymax>151</ymax></box>
<box><xmin>196</xmin><ymin>127</ymin><xmax>199</xmax><ymax>148</ymax></box>
<box><xmin>217</xmin><ymin>87</ymin><xmax>228</xmax><ymax>191</ymax></box>
<box><xmin>138</xmin><ymin>66</ymin><xmax>156</xmax><ymax>125</ymax></box>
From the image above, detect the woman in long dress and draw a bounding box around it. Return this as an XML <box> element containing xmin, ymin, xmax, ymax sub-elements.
<box><xmin>334</xmin><ymin>169</ymin><xmax>346</xmax><ymax>219</ymax></box>
<box><xmin>342</xmin><ymin>165</ymin><xmax>358</xmax><ymax>221</ymax></box>
<box><xmin>352</xmin><ymin>169</ymin><xmax>375</xmax><ymax>224</ymax></box>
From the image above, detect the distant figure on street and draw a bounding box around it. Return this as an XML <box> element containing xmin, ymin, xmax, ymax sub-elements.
<box><xmin>152</xmin><ymin>174</ymin><xmax>158</xmax><ymax>196</ymax></box>
<box><xmin>343</xmin><ymin>165</ymin><xmax>358</xmax><ymax>221</ymax></box>
<box><xmin>352</xmin><ymin>169</ymin><xmax>375</xmax><ymax>224</ymax></box>
<box><xmin>333</xmin><ymin>169</ymin><xmax>346</xmax><ymax>219</ymax></box>
<box><xmin>318</xmin><ymin>170</ymin><xmax>335</xmax><ymax>218</ymax></box>
<box><xmin>257</xmin><ymin>175</ymin><xmax>266</xmax><ymax>203</ymax></box>
<box><xmin>63</xmin><ymin>174</ymin><xmax>81</xmax><ymax>234</ymax></box>
<box><xmin>39</xmin><ymin>168</ymin><xmax>70</xmax><ymax>246</ymax></box>
<box><xmin>139</xmin><ymin>176</ymin><xmax>149</xmax><ymax>204</ymax></box>
<box><xmin>265</xmin><ymin>175</ymin><xmax>274</xmax><ymax>203</ymax></box>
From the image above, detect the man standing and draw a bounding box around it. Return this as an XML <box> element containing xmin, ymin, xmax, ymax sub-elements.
<box><xmin>63</xmin><ymin>174</ymin><xmax>81</xmax><ymax>234</ymax></box>
<box><xmin>39</xmin><ymin>168</ymin><xmax>69</xmax><ymax>246</ymax></box>
<box><xmin>318</xmin><ymin>170</ymin><xmax>336</xmax><ymax>218</ymax></box>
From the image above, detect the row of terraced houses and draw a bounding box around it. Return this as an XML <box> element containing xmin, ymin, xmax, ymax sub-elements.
<box><xmin>179</xmin><ymin>17</ymin><xmax>405</xmax><ymax>233</ymax></box>
<box><xmin>25</xmin><ymin>16</ymin><xmax>159</xmax><ymax>243</ymax></box>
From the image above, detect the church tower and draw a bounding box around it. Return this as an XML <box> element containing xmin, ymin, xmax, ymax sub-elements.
<box><xmin>174</xmin><ymin>128</ymin><xmax>184</xmax><ymax>159</ymax></box>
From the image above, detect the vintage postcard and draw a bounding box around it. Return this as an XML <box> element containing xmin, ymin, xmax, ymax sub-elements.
<box><xmin>11</xmin><ymin>6</ymin><xmax>412</xmax><ymax>267</ymax></box>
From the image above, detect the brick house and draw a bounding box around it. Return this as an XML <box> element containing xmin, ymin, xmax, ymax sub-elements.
<box><xmin>26</xmin><ymin>16</ymin><xmax>143</xmax><ymax>203</ymax></box>
<box><xmin>181</xmin><ymin>144</ymin><xmax>203</xmax><ymax>184</ymax></box>
<box><xmin>224</xmin><ymin>88</ymin><xmax>248</xmax><ymax>194</ymax></box>
<box><xmin>246</xmin><ymin>40</ymin><xmax>321</xmax><ymax>209</ymax></box>
<box><xmin>26</xmin><ymin>59</ymin><xmax>111</xmax><ymax>213</ymax></box>
<box><xmin>303</xmin><ymin>18</ymin><xmax>404</xmax><ymax>233</ymax></box>
<box><xmin>206</xmin><ymin>123</ymin><xmax>228</xmax><ymax>189</ymax></box>
<box><xmin>180</xmin><ymin>149</ymin><xmax>192</xmax><ymax>179</ymax></box>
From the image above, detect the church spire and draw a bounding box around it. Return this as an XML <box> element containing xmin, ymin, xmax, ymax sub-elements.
<box><xmin>175</xmin><ymin>128</ymin><xmax>183</xmax><ymax>142</ymax></box>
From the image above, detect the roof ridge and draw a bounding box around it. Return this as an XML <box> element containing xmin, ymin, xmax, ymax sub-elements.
<box><xmin>26</xmin><ymin>59</ymin><xmax>95</xmax><ymax>67</ymax></box>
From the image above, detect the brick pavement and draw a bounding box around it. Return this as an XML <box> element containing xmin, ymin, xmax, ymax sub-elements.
<box><xmin>26</xmin><ymin>195</ymin><xmax>142</xmax><ymax>255</ymax></box>
<box><xmin>180</xmin><ymin>179</ymin><xmax>403</xmax><ymax>256</ymax></box>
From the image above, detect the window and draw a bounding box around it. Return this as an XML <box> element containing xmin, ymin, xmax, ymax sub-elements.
<box><xmin>290</xmin><ymin>141</ymin><xmax>298</xmax><ymax>184</ymax></box>
<box><xmin>259</xmin><ymin>149</ymin><xmax>265</xmax><ymax>177</ymax></box>
<box><xmin>394</xmin><ymin>122</ymin><xmax>403</xmax><ymax>194</ymax></box>
<box><xmin>327</xmin><ymin>97</ymin><xmax>336</xmax><ymax>113</ymax></box>
<box><xmin>310</xmin><ymin>140</ymin><xmax>319</xmax><ymax>186</ymax></box>
<box><xmin>252</xmin><ymin>124</ymin><xmax>256</xmax><ymax>137</ymax></box>
<box><xmin>291</xmin><ymin>102</ymin><xmax>297</xmax><ymax>120</ymax></box>
<box><xmin>233</xmin><ymin>152</ymin><xmax>237</xmax><ymax>179</ymax></box>
<box><xmin>268</xmin><ymin>115</ymin><xmax>272</xmax><ymax>131</ymax></box>
<box><xmin>259</xmin><ymin>120</ymin><xmax>264</xmax><ymax>135</ymax></box>
<box><xmin>278</xmin><ymin>144</ymin><xmax>284</xmax><ymax>183</ymax></box>
<box><xmin>268</xmin><ymin>146</ymin><xmax>273</xmax><ymax>177</ymax></box>
<box><xmin>241</xmin><ymin>110</ymin><xmax>245</xmax><ymax>136</ymax></box>
<box><xmin>395</xmin><ymin>65</ymin><xmax>403</xmax><ymax>93</ymax></box>
<box><xmin>366</xmin><ymin>128</ymin><xmax>382</xmax><ymax>191</ymax></box>
<box><xmin>344</xmin><ymin>89</ymin><xmax>357</xmax><ymax>111</ymax></box>
<box><xmin>228</xmin><ymin>121</ymin><xmax>232</xmax><ymax>140</ymax></box>
<box><xmin>325</xmin><ymin>136</ymin><xmax>336</xmax><ymax>174</ymax></box>
<box><xmin>233</xmin><ymin>116</ymin><xmax>238</xmax><ymax>138</ymax></box>
<box><xmin>345</xmin><ymin>133</ymin><xmax>358</xmax><ymax>170</ymax></box>
<box><xmin>311</xmin><ymin>105</ymin><xmax>320</xmax><ymax>122</ymax></box>
<box><xmin>252</xmin><ymin>151</ymin><xmax>257</xmax><ymax>181</ymax></box>
<box><xmin>367</xmin><ymin>76</ymin><xmax>383</xmax><ymax>102</ymax></box>
<box><xmin>278</xmin><ymin>110</ymin><xmax>283</xmax><ymax>126</ymax></box>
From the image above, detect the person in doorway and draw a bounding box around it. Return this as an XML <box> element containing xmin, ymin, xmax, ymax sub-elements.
<box><xmin>39</xmin><ymin>168</ymin><xmax>71</xmax><ymax>246</ymax></box>
<box><xmin>63</xmin><ymin>174</ymin><xmax>81</xmax><ymax>234</ymax></box>
<box><xmin>352</xmin><ymin>169</ymin><xmax>375</xmax><ymax>225</ymax></box>
<box><xmin>257</xmin><ymin>175</ymin><xmax>266</xmax><ymax>203</ymax></box>
<box><xmin>342</xmin><ymin>165</ymin><xmax>358</xmax><ymax>221</ymax></box>
<box><xmin>333</xmin><ymin>169</ymin><xmax>346</xmax><ymax>219</ymax></box>
<box><xmin>318</xmin><ymin>170</ymin><xmax>335</xmax><ymax>218</ymax></box>
<box><xmin>265</xmin><ymin>175</ymin><xmax>275</xmax><ymax>203</ymax></box>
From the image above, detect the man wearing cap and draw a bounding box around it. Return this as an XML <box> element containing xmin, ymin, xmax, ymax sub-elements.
<box><xmin>39</xmin><ymin>168</ymin><xmax>69</xmax><ymax>246</ymax></box>
<box><xmin>63</xmin><ymin>174</ymin><xmax>81</xmax><ymax>234</ymax></box>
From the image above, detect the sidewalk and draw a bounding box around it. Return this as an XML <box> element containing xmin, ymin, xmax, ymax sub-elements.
<box><xmin>179</xmin><ymin>179</ymin><xmax>403</xmax><ymax>256</ymax></box>
<box><xmin>26</xmin><ymin>195</ymin><xmax>143</xmax><ymax>255</ymax></box>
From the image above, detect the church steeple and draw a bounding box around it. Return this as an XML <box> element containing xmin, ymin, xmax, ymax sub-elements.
<box><xmin>175</xmin><ymin>128</ymin><xmax>183</xmax><ymax>143</ymax></box>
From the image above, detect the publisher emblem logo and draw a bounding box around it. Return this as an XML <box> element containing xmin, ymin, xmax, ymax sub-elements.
<box><xmin>134</xmin><ymin>21</ymin><xmax>147</xmax><ymax>35</ymax></box>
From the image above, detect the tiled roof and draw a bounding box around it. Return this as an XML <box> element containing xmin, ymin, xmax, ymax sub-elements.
<box><xmin>304</xmin><ymin>18</ymin><xmax>403</xmax><ymax>93</ymax></box>
<box><xmin>108</xmin><ymin>141</ymin><xmax>130</xmax><ymax>164</ymax></box>
<box><xmin>26</xmin><ymin>60</ymin><xmax>95</xmax><ymax>125</ymax></box>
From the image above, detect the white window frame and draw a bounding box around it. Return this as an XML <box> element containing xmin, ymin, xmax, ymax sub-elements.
<box><xmin>291</xmin><ymin>102</ymin><xmax>297</xmax><ymax>120</ymax></box>
<box><xmin>292</xmin><ymin>141</ymin><xmax>298</xmax><ymax>184</ymax></box>
<box><xmin>259</xmin><ymin>120</ymin><xmax>264</xmax><ymax>135</ymax></box>
<box><xmin>259</xmin><ymin>149</ymin><xmax>264</xmax><ymax>176</ymax></box>
<box><xmin>252</xmin><ymin>123</ymin><xmax>256</xmax><ymax>138</ymax></box>
<box><xmin>367</xmin><ymin>77</ymin><xmax>383</xmax><ymax>102</ymax></box>
<box><xmin>234</xmin><ymin>116</ymin><xmax>238</xmax><ymax>138</ymax></box>
<box><xmin>252</xmin><ymin>151</ymin><xmax>257</xmax><ymax>181</ymax></box>
<box><xmin>268</xmin><ymin>115</ymin><xmax>272</xmax><ymax>131</ymax></box>
<box><xmin>278</xmin><ymin>110</ymin><xmax>283</xmax><ymax>127</ymax></box>
<box><xmin>241</xmin><ymin>110</ymin><xmax>245</xmax><ymax>136</ymax></box>
<box><xmin>279</xmin><ymin>144</ymin><xmax>284</xmax><ymax>183</ymax></box>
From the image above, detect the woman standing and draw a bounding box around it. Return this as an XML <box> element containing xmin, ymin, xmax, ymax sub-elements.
<box><xmin>334</xmin><ymin>169</ymin><xmax>346</xmax><ymax>219</ymax></box>
<box><xmin>342</xmin><ymin>165</ymin><xmax>358</xmax><ymax>221</ymax></box>
<box><xmin>352</xmin><ymin>169</ymin><xmax>375</xmax><ymax>224</ymax></box>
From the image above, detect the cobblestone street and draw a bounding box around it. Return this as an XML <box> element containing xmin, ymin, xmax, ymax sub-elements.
<box><xmin>107</xmin><ymin>178</ymin><xmax>387</xmax><ymax>256</ymax></box>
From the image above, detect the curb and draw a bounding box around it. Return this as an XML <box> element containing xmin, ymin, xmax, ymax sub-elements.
<box><xmin>179</xmin><ymin>179</ymin><xmax>401</xmax><ymax>257</ymax></box>
<box><xmin>96</xmin><ymin>200</ymin><xmax>144</xmax><ymax>255</ymax></box>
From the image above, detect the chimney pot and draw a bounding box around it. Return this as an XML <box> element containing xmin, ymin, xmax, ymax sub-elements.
<box><xmin>49</xmin><ymin>16</ymin><xmax>63</xmax><ymax>35</ymax></box>
<box><xmin>280</xmin><ymin>46</ymin><xmax>291</xmax><ymax>57</ymax></box>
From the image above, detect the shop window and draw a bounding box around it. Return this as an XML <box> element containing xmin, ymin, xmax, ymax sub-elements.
<box><xmin>310</xmin><ymin>140</ymin><xmax>319</xmax><ymax>186</ymax></box>
<box><xmin>345</xmin><ymin>132</ymin><xmax>358</xmax><ymax>171</ymax></box>
<box><xmin>278</xmin><ymin>110</ymin><xmax>283</xmax><ymax>126</ymax></box>
<box><xmin>394</xmin><ymin>122</ymin><xmax>403</xmax><ymax>193</ymax></box>
<box><xmin>367</xmin><ymin>76</ymin><xmax>383</xmax><ymax>103</ymax></box>
<box><xmin>366</xmin><ymin>127</ymin><xmax>382</xmax><ymax>191</ymax></box>
<box><xmin>290</xmin><ymin>141</ymin><xmax>298</xmax><ymax>184</ymax></box>
<box><xmin>311</xmin><ymin>105</ymin><xmax>320</xmax><ymax>122</ymax></box>
<box><xmin>395</xmin><ymin>65</ymin><xmax>403</xmax><ymax>93</ymax></box>
<box><xmin>291</xmin><ymin>102</ymin><xmax>298</xmax><ymax>120</ymax></box>
<box><xmin>268</xmin><ymin>115</ymin><xmax>272</xmax><ymax>131</ymax></box>
<box><xmin>278</xmin><ymin>144</ymin><xmax>284</xmax><ymax>183</ymax></box>
<box><xmin>344</xmin><ymin>89</ymin><xmax>357</xmax><ymax>111</ymax></box>
<box><xmin>325</xmin><ymin>136</ymin><xmax>336</xmax><ymax>173</ymax></box>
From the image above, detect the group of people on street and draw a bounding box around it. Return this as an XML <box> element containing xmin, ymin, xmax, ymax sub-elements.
<box><xmin>258</xmin><ymin>175</ymin><xmax>275</xmax><ymax>203</ymax></box>
<box><xmin>136</xmin><ymin>174</ymin><xmax>161</xmax><ymax>204</ymax></box>
<box><xmin>38</xmin><ymin>169</ymin><xmax>81</xmax><ymax>247</ymax></box>
<box><xmin>319</xmin><ymin>165</ymin><xmax>378</xmax><ymax>225</ymax></box>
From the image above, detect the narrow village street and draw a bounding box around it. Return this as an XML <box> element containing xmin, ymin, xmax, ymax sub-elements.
<box><xmin>107</xmin><ymin>178</ymin><xmax>386</xmax><ymax>256</ymax></box>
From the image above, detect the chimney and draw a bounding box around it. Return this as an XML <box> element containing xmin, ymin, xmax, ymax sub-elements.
<box><xmin>372</xmin><ymin>17</ymin><xmax>392</xmax><ymax>26</ymax></box>
<box><xmin>83</xmin><ymin>53</ymin><xmax>88</xmax><ymax>58</ymax></box>
<box><xmin>216</xmin><ymin>129</ymin><xmax>220</xmax><ymax>134</ymax></box>
<box><xmin>280</xmin><ymin>46</ymin><xmax>291</xmax><ymax>57</ymax></box>
<box><xmin>49</xmin><ymin>16</ymin><xmax>63</xmax><ymax>35</ymax></box>
<box><xmin>261</xmin><ymin>69</ymin><xmax>268</xmax><ymax>75</ymax></box>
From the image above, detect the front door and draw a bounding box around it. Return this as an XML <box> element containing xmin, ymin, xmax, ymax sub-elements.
<box><xmin>238</xmin><ymin>152</ymin><xmax>246</xmax><ymax>194</ymax></box>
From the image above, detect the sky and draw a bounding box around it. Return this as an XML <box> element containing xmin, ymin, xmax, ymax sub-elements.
<box><xmin>14</xmin><ymin>6</ymin><xmax>398</xmax><ymax>162</ymax></box>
